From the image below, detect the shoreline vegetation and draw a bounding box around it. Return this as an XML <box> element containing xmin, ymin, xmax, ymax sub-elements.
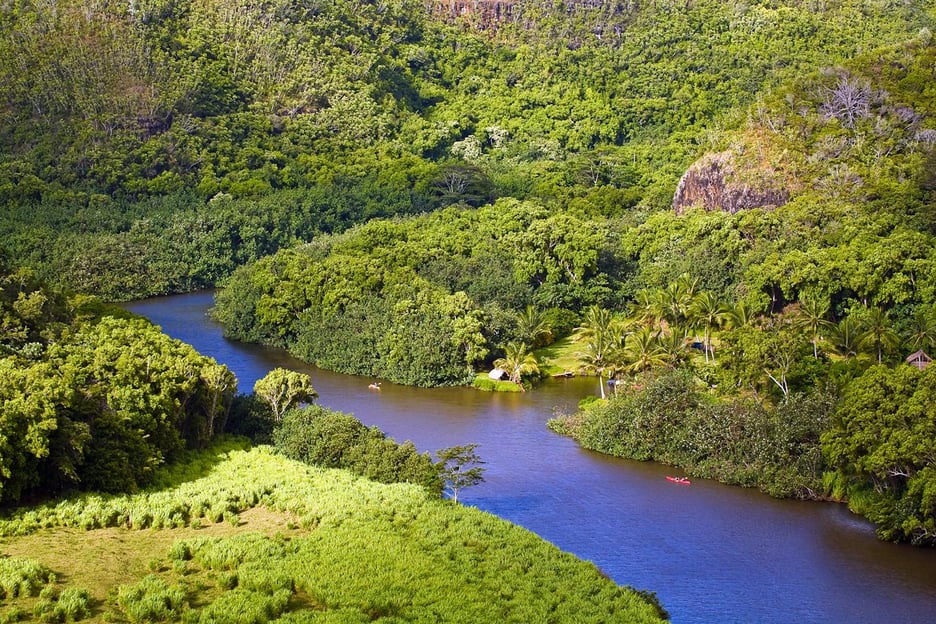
<box><xmin>0</xmin><ymin>440</ymin><xmax>668</xmax><ymax>623</ymax></box>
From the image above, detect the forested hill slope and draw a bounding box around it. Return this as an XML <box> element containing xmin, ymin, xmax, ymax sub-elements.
<box><xmin>1</xmin><ymin>0</ymin><xmax>934</xmax><ymax>299</ymax></box>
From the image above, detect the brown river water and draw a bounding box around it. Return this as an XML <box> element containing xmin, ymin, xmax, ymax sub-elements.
<box><xmin>127</xmin><ymin>291</ymin><xmax>936</xmax><ymax>624</ymax></box>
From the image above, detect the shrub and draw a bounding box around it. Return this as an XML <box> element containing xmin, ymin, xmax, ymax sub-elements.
<box><xmin>117</xmin><ymin>575</ymin><xmax>187</xmax><ymax>623</ymax></box>
<box><xmin>0</xmin><ymin>558</ymin><xmax>54</xmax><ymax>600</ymax></box>
<box><xmin>36</xmin><ymin>587</ymin><xmax>92</xmax><ymax>623</ymax></box>
<box><xmin>273</xmin><ymin>406</ymin><xmax>441</xmax><ymax>494</ymax></box>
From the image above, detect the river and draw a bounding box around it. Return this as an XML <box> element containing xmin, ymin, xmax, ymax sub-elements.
<box><xmin>126</xmin><ymin>291</ymin><xmax>936</xmax><ymax>624</ymax></box>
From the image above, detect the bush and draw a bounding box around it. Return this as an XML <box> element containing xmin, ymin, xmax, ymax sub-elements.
<box><xmin>117</xmin><ymin>575</ymin><xmax>187</xmax><ymax>623</ymax></box>
<box><xmin>0</xmin><ymin>558</ymin><xmax>54</xmax><ymax>600</ymax></box>
<box><xmin>32</xmin><ymin>587</ymin><xmax>91</xmax><ymax>623</ymax></box>
<box><xmin>273</xmin><ymin>406</ymin><xmax>441</xmax><ymax>494</ymax></box>
<box><xmin>552</xmin><ymin>369</ymin><xmax>836</xmax><ymax>498</ymax></box>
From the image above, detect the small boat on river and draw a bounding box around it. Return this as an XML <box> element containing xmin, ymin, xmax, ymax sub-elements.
<box><xmin>666</xmin><ymin>476</ymin><xmax>691</xmax><ymax>485</ymax></box>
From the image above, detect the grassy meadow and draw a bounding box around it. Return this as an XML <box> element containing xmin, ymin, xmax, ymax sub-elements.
<box><xmin>0</xmin><ymin>439</ymin><xmax>667</xmax><ymax>623</ymax></box>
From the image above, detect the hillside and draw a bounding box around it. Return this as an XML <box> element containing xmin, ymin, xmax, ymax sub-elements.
<box><xmin>1</xmin><ymin>0</ymin><xmax>934</xmax><ymax>299</ymax></box>
<box><xmin>0</xmin><ymin>441</ymin><xmax>667</xmax><ymax>622</ymax></box>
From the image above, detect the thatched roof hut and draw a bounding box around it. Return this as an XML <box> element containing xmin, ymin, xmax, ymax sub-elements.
<box><xmin>906</xmin><ymin>350</ymin><xmax>932</xmax><ymax>370</ymax></box>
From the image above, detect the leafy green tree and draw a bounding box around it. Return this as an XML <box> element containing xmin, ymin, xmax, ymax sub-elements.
<box><xmin>794</xmin><ymin>294</ymin><xmax>833</xmax><ymax>359</ymax></box>
<box><xmin>689</xmin><ymin>291</ymin><xmax>726</xmax><ymax>363</ymax></box>
<box><xmin>822</xmin><ymin>365</ymin><xmax>936</xmax><ymax>544</ymax></box>
<box><xmin>253</xmin><ymin>368</ymin><xmax>317</xmax><ymax>422</ymax></box>
<box><xmin>858</xmin><ymin>307</ymin><xmax>901</xmax><ymax>364</ymax></box>
<box><xmin>435</xmin><ymin>444</ymin><xmax>486</xmax><ymax>504</ymax></box>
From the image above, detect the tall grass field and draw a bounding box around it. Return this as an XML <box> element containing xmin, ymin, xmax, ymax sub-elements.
<box><xmin>0</xmin><ymin>439</ymin><xmax>666</xmax><ymax>622</ymax></box>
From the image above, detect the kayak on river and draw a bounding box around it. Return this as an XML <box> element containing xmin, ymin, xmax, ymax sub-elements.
<box><xmin>666</xmin><ymin>476</ymin><xmax>691</xmax><ymax>485</ymax></box>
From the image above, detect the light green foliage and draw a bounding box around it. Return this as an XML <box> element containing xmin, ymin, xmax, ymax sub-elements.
<box><xmin>31</xmin><ymin>587</ymin><xmax>92</xmax><ymax>622</ymax></box>
<box><xmin>117</xmin><ymin>575</ymin><xmax>187</xmax><ymax>622</ymax></box>
<box><xmin>253</xmin><ymin>368</ymin><xmax>317</xmax><ymax>422</ymax></box>
<box><xmin>0</xmin><ymin>558</ymin><xmax>54</xmax><ymax>600</ymax></box>
<box><xmin>1</xmin><ymin>444</ymin><xmax>666</xmax><ymax>623</ymax></box>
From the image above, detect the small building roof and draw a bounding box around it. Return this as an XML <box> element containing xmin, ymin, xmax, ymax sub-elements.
<box><xmin>906</xmin><ymin>350</ymin><xmax>932</xmax><ymax>370</ymax></box>
<box><xmin>488</xmin><ymin>368</ymin><xmax>507</xmax><ymax>380</ymax></box>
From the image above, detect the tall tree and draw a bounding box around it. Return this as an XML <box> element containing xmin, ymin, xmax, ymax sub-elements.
<box><xmin>689</xmin><ymin>291</ymin><xmax>726</xmax><ymax>363</ymax></box>
<box><xmin>794</xmin><ymin>295</ymin><xmax>833</xmax><ymax>359</ymax></box>
<box><xmin>435</xmin><ymin>444</ymin><xmax>486</xmax><ymax>504</ymax></box>
<box><xmin>253</xmin><ymin>368</ymin><xmax>317</xmax><ymax>422</ymax></box>
<box><xmin>859</xmin><ymin>307</ymin><xmax>900</xmax><ymax>364</ymax></box>
<box><xmin>574</xmin><ymin>306</ymin><xmax>623</xmax><ymax>399</ymax></box>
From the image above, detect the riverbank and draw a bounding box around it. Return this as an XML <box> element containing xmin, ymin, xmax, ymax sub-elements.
<box><xmin>124</xmin><ymin>291</ymin><xmax>936</xmax><ymax>624</ymax></box>
<box><xmin>0</xmin><ymin>441</ymin><xmax>667</xmax><ymax>623</ymax></box>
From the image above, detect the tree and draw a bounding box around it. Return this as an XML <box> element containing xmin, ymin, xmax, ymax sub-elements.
<box><xmin>904</xmin><ymin>307</ymin><xmax>936</xmax><ymax>352</ymax></box>
<box><xmin>858</xmin><ymin>307</ymin><xmax>900</xmax><ymax>364</ymax></box>
<box><xmin>492</xmin><ymin>341</ymin><xmax>540</xmax><ymax>389</ymax></box>
<box><xmin>822</xmin><ymin>365</ymin><xmax>936</xmax><ymax>544</ymax></box>
<box><xmin>515</xmin><ymin>305</ymin><xmax>553</xmax><ymax>348</ymax></box>
<box><xmin>435</xmin><ymin>444</ymin><xmax>486</xmax><ymax>504</ymax></box>
<box><xmin>622</xmin><ymin>327</ymin><xmax>667</xmax><ymax>374</ymax></box>
<box><xmin>827</xmin><ymin>317</ymin><xmax>862</xmax><ymax>360</ymax></box>
<box><xmin>200</xmin><ymin>363</ymin><xmax>237</xmax><ymax>441</ymax></box>
<box><xmin>574</xmin><ymin>306</ymin><xmax>623</xmax><ymax>399</ymax></box>
<box><xmin>794</xmin><ymin>294</ymin><xmax>833</xmax><ymax>359</ymax></box>
<box><xmin>689</xmin><ymin>291</ymin><xmax>726</xmax><ymax>363</ymax></box>
<box><xmin>253</xmin><ymin>368</ymin><xmax>317</xmax><ymax>422</ymax></box>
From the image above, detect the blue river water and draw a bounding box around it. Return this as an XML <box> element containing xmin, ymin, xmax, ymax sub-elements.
<box><xmin>127</xmin><ymin>291</ymin><xmax>936</xmax><ymax>624</ymax></box>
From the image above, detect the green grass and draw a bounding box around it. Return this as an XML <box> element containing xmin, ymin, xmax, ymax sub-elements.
<box><xmin>0</xmin><ymin>441</ymin><xmax>668</xmax><ymax>623</ymax></box>
<box><xmin>472</xmin><ymin>374</ymin><xmax>523</xmax><ymax>392</ymax></box>
<box><xmin>535</xmin><ymin>335</ymin><xmax>585</xmax><ymax>376</ymax></box>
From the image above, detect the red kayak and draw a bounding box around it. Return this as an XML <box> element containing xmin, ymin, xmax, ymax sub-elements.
<box><xmin>666</xmin><ymin>476</ymin><xmax>691</xmax><ymax>485</ymax></box>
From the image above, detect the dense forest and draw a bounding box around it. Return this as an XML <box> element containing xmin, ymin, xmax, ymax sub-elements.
<box><xmin>2</xmin><ymin>0</ymin><xmax>936</xmax><ymax>560</ymax></box>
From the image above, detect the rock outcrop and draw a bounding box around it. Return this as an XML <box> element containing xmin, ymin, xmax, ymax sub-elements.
<box><xmin>672</xmin><ymin>151</ymin><xmax>789</xmax><ymax>215</ymax></box>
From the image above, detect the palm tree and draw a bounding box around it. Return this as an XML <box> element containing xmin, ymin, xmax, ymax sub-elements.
<box><xmin>574</xmin><ymin>306</ymin><xmax>626</xmax><ymax>399</ymax></box>
<box><xmin>689</xmin><ymin>291</ymin><xmax>726</xmax><ymax>363</ymax></box>
<box><xmin>859</xmin><ymin>307</ymin><xmax>900</xmax><ymax>364</ymax></box>
<box><xmin>904</xmin><ymin>307</ymin><xmax>936</xmax><ymax>352</ymax></box>
<box><xmin>515</xmin><ymin>305</ymin><xmax>553</xmax><ymax>348</ymax></box>
<box><xmin>827</xmin><ymin>317</ymin><xmax>862</xmax><ymax>360</ymax></box>
<box><xmin>794</xmin><ymin>295</ymin><xmax>833</xmax><ymax>359</ymax></box>
<box><xmin>656</xmin><ymin>330</ymin><xmax>689</xmax><ymax>368</ymax></box>
<box><xmin>630</xmin><ymin>288</ymin><xmax>661</xmax><ymax>331</ymax></box>
<box><xmin>657</xmin><ymin>274</ymin><xmax>699</xmax><ymax>337</ymax></box>
<box><xmin>722</xmin><ymin>301</ymin><xmax>754</xmax><ymax>330</ymax></box>
<box><xmin>493</xmin><ymin>341</ymin><xmax>540</xmax><ymax>389</ymax></box>
<box><xmin>622</xmin><ymin>327</ymin><xmax>667</xmax><ymax>374</ymax></box>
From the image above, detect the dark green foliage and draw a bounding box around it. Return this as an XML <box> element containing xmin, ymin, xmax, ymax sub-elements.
<box><xmin>273</xmin><ymin>406</ymin><xmax>442</xmax><ymax>494</ymax></box>
<box><xmin>823</xmin><ymin>364</ymin><xmax>936</xmax><ymax>545</ymax></box>
<box><xmin>551</xmin><ymin>370</ymin><xmax>837</xmax><ymax>498</ymax></box>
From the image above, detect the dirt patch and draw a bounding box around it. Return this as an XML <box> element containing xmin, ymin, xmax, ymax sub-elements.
<box><xmin>0</xmin><ymin>506</ymin><xmax>306</xmax><ymax>599</ymax></box>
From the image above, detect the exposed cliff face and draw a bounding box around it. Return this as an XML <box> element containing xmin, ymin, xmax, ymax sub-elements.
<box><xmin>430</xmin><ymin>0</ymin><xmax>517</xmax><ymax>26</ymax></box>
<box><xmin>672</xmin><ymin>151</ymin><xmax>790</xmax><ymax>215</ymax></box>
